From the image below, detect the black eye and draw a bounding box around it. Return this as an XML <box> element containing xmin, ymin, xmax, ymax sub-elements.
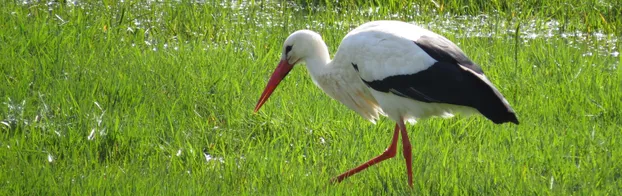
<box><xmin>285</xmin><ymin>45</ymin><xmax>293</xmax><ymax>54</ymax></box>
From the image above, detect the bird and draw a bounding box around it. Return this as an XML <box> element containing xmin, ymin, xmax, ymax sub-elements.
<box><xmin>253</xmin><ymin>20</ymin><xmax>519</xmax><ymax>187</ymax></box>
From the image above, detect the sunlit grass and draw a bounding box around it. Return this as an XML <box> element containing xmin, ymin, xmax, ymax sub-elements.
<box><xmin>0</xmin><ymin>1</ymin><xmax>620</xmax><ymax>195</ymax></box>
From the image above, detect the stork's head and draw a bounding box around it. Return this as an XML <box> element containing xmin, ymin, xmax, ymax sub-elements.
<box><xmin>254</xmin><ymin>30</ymin><xmax>324</xmax><ymax>112</ymax></box>
<box><xmin>281</xmin><ymin>30</ymin><xmax>323</xmax><ymax>65</ymax></box>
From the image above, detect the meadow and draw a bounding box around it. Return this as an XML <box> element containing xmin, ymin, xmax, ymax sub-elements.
<box><xmin>0</xmin><ymin>0</ymin><xmax>621</xmax><ymax>195</ymax></box>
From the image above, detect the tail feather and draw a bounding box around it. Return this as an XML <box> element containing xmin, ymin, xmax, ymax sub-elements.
<box><xmin>467</xmin><ymin>74</ymin><xmax>519</xmax><ymax>124</ymax></box>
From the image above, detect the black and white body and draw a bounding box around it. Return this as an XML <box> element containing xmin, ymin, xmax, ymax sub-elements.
<box><xmin>254</xmin><ymin>20</ymin><xmax>518</xmax><ymax>187</ymax></box>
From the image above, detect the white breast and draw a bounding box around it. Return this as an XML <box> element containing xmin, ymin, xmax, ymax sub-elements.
<box><xmin>310</xmin><ymin>66</ymin><xmax>384</xmax><ymax>123</ymax></box>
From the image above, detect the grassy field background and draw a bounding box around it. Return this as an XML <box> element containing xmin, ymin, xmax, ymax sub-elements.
<box><xmin>1</xmin><ymin>0</ymin><xmax>621</xmax><ymax>195</ymax></box>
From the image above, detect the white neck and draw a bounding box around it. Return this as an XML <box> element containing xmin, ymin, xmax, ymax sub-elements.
<box><xmin>303</xmin><ymin>41</ymin><xmax>332</xmax><ymax>76</ymax></box>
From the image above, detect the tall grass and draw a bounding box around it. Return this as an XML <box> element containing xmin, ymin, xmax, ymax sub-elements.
<box><xmin>0</xmin><ymin>1</ymin><xmax>620</xmax><ymax>195</ymax></box>
<box><xmin>298</xmin><ymin>0</ymin><xmax>622</xmax><ymax>34</ymax></box>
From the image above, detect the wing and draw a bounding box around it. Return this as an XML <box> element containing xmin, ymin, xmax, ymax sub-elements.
<box><xmin>362</xmin><ymin>60</ymin><xmax>518</xmax><ymax>124</ymax></box>
<box><xmin>352</xmin><ymin>28</ymin><xmax>518</xmax><ymax>124</ymax></box>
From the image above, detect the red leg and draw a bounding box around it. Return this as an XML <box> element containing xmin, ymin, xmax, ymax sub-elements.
<box><xmin>398</xmin><ymin>120</ymin><xmax>413</xmax><ymax>187</ymax></box>
<box><xmin>331</xmin><ymin>124</ymin><xmax>400</xmax><ymax>183</ymax></box>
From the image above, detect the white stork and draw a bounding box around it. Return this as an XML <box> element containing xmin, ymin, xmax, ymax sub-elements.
<box><xmin>253</xmin><ymin>20</ymin><xmax>519</xmax><ymax>187</ymax></box>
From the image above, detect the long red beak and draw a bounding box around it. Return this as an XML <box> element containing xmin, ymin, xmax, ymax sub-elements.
<box><xmin>254</xmin><ymin>60</ymin><xmax>294</xmax><ymax>112</ymax></box>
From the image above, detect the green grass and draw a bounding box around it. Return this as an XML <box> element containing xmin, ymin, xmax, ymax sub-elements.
<box><xmin>1</xmin><ymin>1</ymin><xmax>621</xmax><ymax>195</ymax></box>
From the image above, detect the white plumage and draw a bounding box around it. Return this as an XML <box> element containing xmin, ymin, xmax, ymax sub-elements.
<box><xmin>333</xmin><ymin>21</ymin><xmax>479</xmax><ymax>123</ymax></box>
<box><xmin>311</xmin><ymin>68</ymin><xmax>383</xmax><ymax>123</ymax></box>
<box><xmin>336</xmin><ymin>21</ymin><xmax>440</xmax><ymax>81</ymax></box>
<box><xmin>254</xmin><ymin>20</ymin><xmax>518</xmax><ymax>187</ymax></box>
